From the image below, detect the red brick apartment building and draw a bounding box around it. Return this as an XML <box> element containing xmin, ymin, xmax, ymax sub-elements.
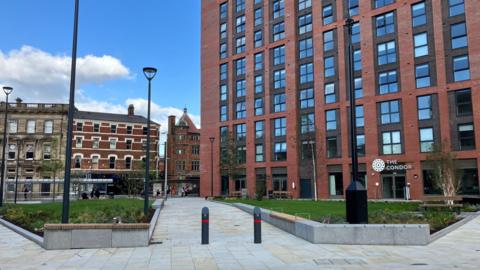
<box><xmin>201</xmin><ymin>0</ymin><xmax>480</xmax><ymax>200</ymax></box>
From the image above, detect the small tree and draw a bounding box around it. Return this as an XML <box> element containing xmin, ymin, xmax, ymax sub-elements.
<box><xmin>219</xmin><ymin>131</ymin><xmax>240</xmax><ymax>194</ymax></box>
<box><xmin>39</xmin><ymin>138</ymin><xmax>64</xmax><ymax>202</ymax></box>
<box><xmin>425</xmin><ymin>141</ymin><xmax>461</xmax><ymax>204</ymax></box>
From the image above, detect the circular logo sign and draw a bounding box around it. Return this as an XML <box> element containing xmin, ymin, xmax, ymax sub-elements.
<box><xmin>372</xmin><ymin>159</ymin><xmax>386</xmax><ymax>172</ymax></box>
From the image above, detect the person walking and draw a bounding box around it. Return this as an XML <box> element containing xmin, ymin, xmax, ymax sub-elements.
<box><xmin>23</xmin><ymin>186</ymin><xmax>29</xmax><ymax>200</ymax></box>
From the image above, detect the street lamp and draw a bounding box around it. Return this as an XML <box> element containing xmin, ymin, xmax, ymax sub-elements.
<box><xmin>345</xmin><ymin>18</ymin><xmax>368</xmax><ymax>224</ymax></box>
<box><xmin>209</xmin><ymin>137</ymin><xmax>215</xmax><ymax>197</ymax></box>
<box><xmin>143</xmin><ymin>66</ymin><xmax>157</xmax><ymax>216</ymax></box>
<box><xmin>0</xmin><ymin>86</ymin><xmax>13</xmax><ymax>207</ymax></box>
<box><xmin>308</xmin><ymin>140</ymin><xmax>318</xmax><ymax>201</ymax></box>
<box><xmin>62</xmin><ymin>0</ymin><xmax>80</xmax><ymax>223</ymax></box>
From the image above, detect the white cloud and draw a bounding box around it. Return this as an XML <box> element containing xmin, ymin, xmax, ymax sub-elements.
<box><xmin>0</xmin><ymin>45</ymin><xmax>130</xmax><ymax>102</ymax></box>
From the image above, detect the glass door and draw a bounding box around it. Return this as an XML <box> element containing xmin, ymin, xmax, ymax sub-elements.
<box><xmin>382</xmin><ymin>175</ymin><xmax>394</xmax><ymax>199</ymax></box>
<box><xmin>394</xmin><ymin>175</ymin><xmax>406</xmax><ymax>199</ymax></box>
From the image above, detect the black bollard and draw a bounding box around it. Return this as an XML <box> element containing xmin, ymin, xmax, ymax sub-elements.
<box><xmin>253</xmin><ymin>207</ymin><xmax>262</xmax><ymax>244</ymax></box>
<box><xmin>201</xmin><ymin>207</ymin><xmax>209</xmax><ymax>244</ymax></box>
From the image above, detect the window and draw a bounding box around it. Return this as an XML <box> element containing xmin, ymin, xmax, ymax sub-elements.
<box><xmin>235</xmin><ymin>36</ymin><xmax>245</xmax><ymax>53</ymax></box>
<box><xmin>377</xmin><ymin>41</ymin><xmax>396</xmax><ymax>65</ymax></box>
<box><xmin>175</xmin><ymin>160</ymin><xmax>186</xmax><ymax>170</ymax></box>
<box><xmin>273</xmin><ymin>46</ymin><xmax>285</xmax><ymax>65</ymax></box>
<box><xmin>255</xmin><ymin>75</ymin><xmax>263</xmax><ymax>93</ymax></box>
<box><xmin>91</xmin><ymin>156</ymin><xmax>99</xmax><ymax>169</ymax></box>
<box><xmin>357</xmin><ymin>134</ymin><xmax>365</xmax><ymax>156</ymax></box>
<box><xmin>354</xmin><ymin>77</ymin><xmax>363</xmax><ymax>99</ymax></box>
<box><xmin>273</xmin><ymin>69</ymin><xmax>286</xmax><ymax>89</ymax></box>
<box><xmin>455</xmin><ymin>89</ymin><xmax>472</xmax><ymax>116</ymax></box>
<box><xmin>236</xmin><ymin>58</ymin><xmax>245</xmax><ymax>76</ymax></box>
<box><xmin>299</xmin><ymin>38</ymin><xmax>313</xmax><ymax>59</ymax></box>
<box><xmin>414</xmin><ymin>32</ymin><xmax>429</xmax><ymax>57</ymax></box>
<box><xmin>255</xmin><ymin>53</ymin><xmax>263</xmax><ymax>70</ymax></box>
<box><xmin>299</xmin><ymin>0</ymin><xmax>311</xmax><ymax>10</ymax></box>
<box><xmin>220</xmin><ymin>43</ymin><xmax>227</xmax><ymax>59</ymax></box>
<box><xmin>76</xmin><ymin>137</ymin><xmax>83</xmax><ymax>148</ymax></box>
<box><xmin>254</xmin><ymin>31</ymin><xmax>263</xmax><ymax>48</ymax></box>
<box><xmin>255</xmin><ymin>121</ymin><xmax>264</xmax><ymax>139</ymax></box>
<box><xmin>301</xmin><ymin>141</ymin><xmax>315</xmax><ymax>160</ymax></box>
<box><xmin>300</xmin><ymin>113</ymin><xmax>315</xmax><ymax>134</ymax></box>
<box><xmin>348</xmin><ymin>0</ymin><xmax>359</xmax><ymax>16</ymax></box>
<box><xmin>376</xmin><ymin>12</ymin><xmax>395</xmax><ymax>36</ymax></box>
<box><xmin>8</xmin><ymin>144</ymin><xmax>16</xmax><ymax>160</ymax></box>
<box><xmin>220</xmin><ymin>63</ymin><xmax>228</xmax><ymax>81</ymax></box>
<box><xmin>220</xmin><ymin>2</ymin><xmax>228</xmax><ymax>19</ymax></box>
<box><xmin>126</xmin><ymin>139</ymin><xmax>132</xmax><ymax>150</ymax></box>
<box><xmin>353</xmin><ymin>49</ymin><xmax>362</xmax><ymax>71</ymax></box>
<box><xmin>273</xmin><ymin>0</ymin><xmax>284</xmax><ymax>19</ymax></box>
<box><xmin>375</xmin><ymin>0</ymin><xmax>394</xmax><ymax>9</ymax></box>
<box><xmin>125</xmin><ymin>157</ymin><xmax>132</xmax><ymax>170</ymax></box>
<box><xmin>299</xmin><ymin>63</ymin><xmax>314</xmax><ymax>83</ymax></box>
<box><xmin>274</xmin><ymin>117</ymin><xmax>287</xmax><ymax>137</ymax></box>
<box><xmin>419</xmin><ymin>128</ymin><xmax>434</xmax><ymax>152</ymax></box>
<box><xmin>95</xmin><ymin>123</ymin><xmax>101</xmax><ymax>133</ymax></box>
<box><xmin>415</xmin><ymin>63</ymin><xmax>431</xmax><ymax>88</ymax></box>
<box><xmin>192</xmin><ymin>160</ymin><xmax>200</xmax><ymax>171</ymax></box>
<box><xmin>42</xmin><ymin>120</ymin><xmax>53</xmax><ymax>134</ymax></box>
<box><xmin>76</xmin><ymin>122</ymin><xmax>83</xmax><ymax>131</ymax></box>
<box><xmin>8</xmin><ymin>120</ymin><xmax>17</xmax><ymax>133</ymax></box>
<box><xmin>274</xmin><ymin>142</ymin><xmax>287</xmax><ymax>161</ymax></box>
<box><xmin>92</xmin><ymin>138</ymin><xmax>100</xmax><ymax>149</ymax></box>
<box><xmin>25</xmin><ymin>144</ymin><xmax>34</xmax><ymax>160</ymax></box>
<box><xmin>298</xmin><ymin>14</ymin><xmax>312</xmax><ymax>35</ymax></box>
<box><xmin>351</xmin><ymin>22</ymin><xmax>360</xmax><ymax>44</ymax></box>
<box><xmin>236</xmin><ymin>80</ymin><xmax>246</xmax><ymax>97</ymax></box>
<box><xmin>380</xmin><ymin>100</ymin><xmax>400</xmax><ymax>124</ymax></box>
<box><xmin>449</xmin><ymin>0</ymin><xmax>464</xmax><ymax>17</ymax></box>
<box><xmin>300</xmin><ymin>88</ymin><xmax>314</xmax><ymax>109</ymax></box>
<box><xmin>382</xmin><ymin>131</ymin><xmax>402</xmax><ymax>155</ymax></box>
<box><xmin>255</xmin><ymin>144</ymin><xmax>264</xmax><ymax>162</ymax></box>
<box><xmin>453</xmin><ymin>55</ymin><xmax>470</xmax><ymax>82</ymax></box>
<box><xmin>254</xmin><ymin>98</ymin><xmax>264</xmax><ymax>116</ymax></box>
<box><xmin>74</xmin><ymin>156</ymin><xmax>81</xmax><ymax>168</ymax></box>
<box><xmin>378</xmin><ymin>70</ymin><xmax>398</xmax><ymax>94</ymax></box>
<box><xmin>220</xmin><ymin>84</ymin><xmax>227</xmax><ymax>101</ymax></box>
<box><xmin>451</xmin><ymin>22</ymin><xmax>468</xmax><ymax>49</ymax></box>
<box><xmin>326</xmin><ymin>110</ymin><xmax>337</xmax><ymax>131</ymax></box>
<box><xmin>323</xmin><ymin>30</ymin><xmax>334</xmax><ymax>52</ymax></box>
<box><xmin>109</xmin><ymin>157</ymin><xmax>116</xmax><ymax>169</ymax></box>
<box><xmin>220</xmin><ymin>126</ymin><xmax>229</xmax><ymax>142</ymax></box>
<box><xmin>356</xmin><ymin>105</ymin><xmax>364</xmax><ymax>127</ymax></box>
<box><xmin>324</xmin><ymin>83</ymin><xmax>336</xmax><ymax>104</ymax></box>
<box><xmin>273</xmin><ymin>93</ymin><xmax>286</xmax><ymax>112</ymax></box>
<box><xmin>236</xmin><ymin>0</ymin><xmax>245</xmax><ymax>12</ymax></box>
<box><xmin>236</xmin><ymin>15</ymin><xmax>245</xmax><ymax>34</ymax></box>
<box><xmin>26</xmin><ymin>120</ymin><xmax>36</xmax><ymax>134</ymax></box>
<box><xmin>324</xmin><ymin>56</ymin><xmax>335</xmax><ymax>77</ymax></box>
<box><xmin>220</xmin><ymin>105</ymin><xmax>228</xmax><ymax>121</ymax></box>
<box><xmin>192</xmin><ymin>145</ymin><xmax>200</xmax><ymax>155</ymax></box>
<box><xmin>458</xmin><ymin>124</ymin><xmax>475</xmax><ymax>150</ymax></box>
<box><xmin>417</xmin><ymin>95</ymin><xmax>432</xmax><ymax>120</ymax></box>
<box><xmin>412</xmin><ymin>2</ymin><xmax>426</xmax><ymax>27</ymax></box>
<box><xmin>236</xmin><ymin>123</ymin><xmax>246</xmax><ymax>141</ymax></box>
<box><xmin>273</xmin><ymin>22</ymin><xmax>285</xmax><ymax>41</ymax></box>
<box><xmin>143</xmin><ymin>127</ymin><xmax>148</xmax><ymax>135</ymax></box>
<box><xmin>109</xmin><ymin>139</ymin><xmax>116</xmax><ymax>149</ymax></box>
<box><xmin>233</xmin><ymin>101</ymin><xmax>244</xmax><ymax>118</ymax></box>
<box><xmin>255</xmin><ymin>8</ymin><xmax>263</xmax><ymax>26</ymax></box>
<box><xmin>110</xmin><ymin>124</ymin><xmax>117</xmax><ymax>133</ymax></box>
<box><xmin>220</xmin><ymin>23</ymin><xmax>227</xmax><ymax>40</ymax></box>
<box><xmin>323</xmin><ymin>5</ymin><xmax>333</xmax><ymax>25</ymax></box>
<box><xmin>327</xmin><ymin>137</ymin><xmax>338</xmax><ymax>158</ymax></box>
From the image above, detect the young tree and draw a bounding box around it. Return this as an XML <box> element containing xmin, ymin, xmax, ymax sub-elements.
<box><xmin>425</xmin><ymin>141</ymin><xmax>462</xmax><ymax>204</ymax></box>
<box><xmin>219</xmin><ymin>131</ymin><xmax>240</xmax><ymax>194</ymax></box>
<box><xmin>39</xmin><ymin>138</ymin><xmax>64</xmax><ymax>202</ymax></box>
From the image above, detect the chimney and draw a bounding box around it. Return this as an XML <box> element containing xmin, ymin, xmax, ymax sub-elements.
<box><xmin>16</xmin><ymin>97</ymin><xmax>22</xmax><ymax>104</ymax></box>
<box><xmin>168</xmin><ymin>115</ymin><xmax>176</xmax><ymax>135</ymax></box>
<box><xmin>128</xmin><ymin>104</ymin><xmax>134</xmax><ymax>116</ymax></box>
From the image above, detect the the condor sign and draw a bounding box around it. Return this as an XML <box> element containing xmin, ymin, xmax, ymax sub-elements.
<box><xmin>372</xmin><ymin>159</ymin><xmax>413</xmax><ymax>173</ymax></box>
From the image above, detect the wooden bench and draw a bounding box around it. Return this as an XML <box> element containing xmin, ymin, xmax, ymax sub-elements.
<box><xmin>420</xmin><ymin>196</ymin><xmax>463</xmax><ymax>213</ymax></box>
<box><xmin>229</xmin><ymin>191</ymin><xmax>242</xmax><ymax>198</ymax></box>
<box><xmin>272</xmin><ymin>191</ymin><xmax>292</xmax><ymax>199</ymax></box>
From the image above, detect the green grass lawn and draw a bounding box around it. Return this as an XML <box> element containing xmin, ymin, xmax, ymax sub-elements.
<box><xmin>0</xmin><ymin>199</ymin><xmax>153</xmax><ymax>235</ymax></box>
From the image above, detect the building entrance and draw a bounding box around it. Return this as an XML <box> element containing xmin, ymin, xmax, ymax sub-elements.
<box><xmin>382</xmin><ymin>174</ymin><xmax>406</xmax><ymax>199</ymax></box>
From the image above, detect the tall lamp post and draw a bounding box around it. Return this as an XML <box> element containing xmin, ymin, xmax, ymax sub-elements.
<box><xmin>143</xmin><ymin>67</ymin><xmax>157</xmax><ymax>216</ymax></box>
<box><xmin>0</xmin><ymin>86</ymin><xmax>13</xmax><ymax>207</ymax></box>
<box><xmin>62</xmin><ymin>0</ymin><xmax>80</xmax><ymax>223</ymax></box>
<box><xmin>345</xmin><ymin>18</ymin><xmax>368</xmax><ymax>224</ymax></box>
<box><xmin>209</xmin><ymin>137</ymin><xmax>215</xmax><ymax>197</ymax></box>
<box><xmin>308</xmin><ymin>140</ymin><xmax>317</xmax><ymax>201</ymax></box>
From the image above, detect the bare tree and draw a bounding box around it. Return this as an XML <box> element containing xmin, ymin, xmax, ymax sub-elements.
<box><xmin>39</xmin><ymin>139</ymin><xmax>64</xmax><ymax>202</ymax></box>
<box><xmin>219</xmin><ymin>131</ymin><xmax>240</xmax><ymax>194</ymax></box>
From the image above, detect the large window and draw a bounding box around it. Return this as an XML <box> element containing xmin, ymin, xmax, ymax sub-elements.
<box><xmin>220</xmin><ymin>85</ymin><xmax>227</xmax><ymax>101</ymax></box>
<box><xmin>382</xmin><ymin>131</ymin><xmax>402</xmax><ymax>155</ymax></box>
<box><xmin>323</xmin><ymin>4</ymin><xmax>333</xmax><ymax>25</ymax></box>
<box><xmin>236</xmin><ymin>58</ymin><xmax>246</xmax><ymax>76</ymax></box>
<box><xmin>417</xmin><ymin>95</ymin><xmax>432</xmax><ymax>120</ymax></box>
<box><xmin>299</xmin><ymin>63</ymin><xmax>314</xmax><ymax>83</ymax></box>
<box><xmin>237</xmin><ymin>146</ymin><xmax>246</xmax><ymax>164</ymax></box>
<box><xmin>300</xmin><ymin>88</ymin><xmax>314</xmax><ymax>109</ymax></box>
<box><xmin>236</xmin><ymin>0</ymin><xmax>245</xmax><ymax>12</ymax></box>
<box><xmin>220</xmin><ymin>23</ymin><xmax>227</xmax><ymax>39</ymax></box>
<box><xmin>273</xmin><ymin>45</ymin><xmax>285</xmax><ymax>65</ymax></box>
<box><xmin>25</xmin><ymin>144</ymin><xmax>34</xmax><ymax>160</ymax></box>
<box><xmin>220</xmin><ymin>105</ymin><xmax>228</xmax><ymax>121</ymax></box>
<box><xmin>354</xmin><ymin>77</ymin><xmax>363</xmax><ymax>99</ymax></box>
<box><xmin>8</xmin><ymin>120</ymin><xmax>17</xmax><ymax>134</ymax></box>
<box><xmin>255</xmin><ymin>75</ymin><xmax>263</xmax><ymax>93</ymax></box>
<box><xmin>351</xmin><ymin>22</ymin><xmax>360</xmax><ymax>44</ymax></box>
<box><xmin>324</xmin><ymin>83</ymin><xmax>336</xmax><ymax>104</ymax></box>
<box><xmin>325</xmin><ymin>110</ymin><xmax>337</xmax><ymax>131</ymax></box>
<box><xmin>109</xmin><ymin>157</ymin><xmax>116</xmax><ymax>169</ymax></box>
<box><xmin>8</xmin><ymin>144</ymin><xmax>16</xmax><ymax>160</ymax></box>
<box><xmin>415</xmin><ymin>63</ymin><xmax>431</xmax><ymax>88</ymax></box>
<box><xmin>411</xmin><ymin>2</ymin><xmax>426</xmax><ymax>27</ymax></box>
<box><xmin>236</xmin><ymin>101</ymin><xmax>246</xmax><ymax>119</ymax></box>
<box><xmin>220</xmin><ymin>2</ymin><xmax>228</xmax><ymax>19</ymax></box>
<box><xmin>377</xmin><ymin>41</ymin><xmax>396</xmax><ymax>65</ymax></box>
<box><xmin>348</xmin><ymin>0</ymin><xmax>359</xmax><ymax>16</ymax></box>
<box><xmin>220</xmin><ymin>63</ymin><xmax>227</xmax><ymax>81</ymax></box>
<box><xmin>255</xmin><ymin>121</ymin><xmax>264</xmax><ymax>139</ymax></box>
<box><xmin>299</xmin><ymin>38</ymin><xmax>313</xmax><ymax>59</ymax></box>
<box><xmin>273</xmin><ymin>22</ymin><xmax>285</xmax><ymax>41</ymax></box>
<box><xmin>109</xmin><ymin>139</ymin><xmax>116</xmax><ymax>149</ymax></box>
<box><xmin>220</xmin><ymin>43</ymin><xmax>227</xmax><ymax>59</ymax></box>
<box><xmin>327</xmin><ymin>137</ymin><xmax>338</xmax><ymax>158</ymax></box>
<box><xmin>455</xmin><ymin>89</ymin><xmax>472</xmax><ymax>116</ymax></box>
<box><xmin>378</xmin><ymin>70</ymin><xmax>398</xmax><ymax>94</ymax></box>
<box><xmin>298</xmin><ymin>0</ymin><xmax>311</xmax><ymax>10</ymax></box>
<box><xmin>254</xmin><ymin>98</ymin><xmax>264</xmax><ymax>116</ymax></box>
<box><xmin>419</xmin><ymin>127</ymin><xmax>434</xmax><ymax>152</ymax></box>
<box><xmin>44</xmin><ymin>120</ymin><xmax>53</xmax><ymax>134</ymax></box>
<box><xmin>274</xmin><ymin>117</ymin><xmax>287</xmax><ymax>137</ymax></box>
<box><xmin>354</xmin><ymin>49</ymin><xmax>362</xmax><ymax>71</ymax></box>
<box><xmin>451</xmin><ymin>22</ymin><xmax>467</xmax><ymax>49</ymax></box>
<box><xmin>449</xmin><ymin>0</ymin><xmax>464</xmax><ymax>17</ymax></box>
<box><xmin>356</xmin><ymin>105</ymin><xmax>364</xmax><ymax>127</ymax></box>
<box><xmin>254</xmin><ymin>31</ymin><xmax>263</xmax><ymax>48</ymax></box>
<box><xmin>298</xmin><ymin>14</ymin><xmax>312</xmax><ymax>35</ymax></box>
<box><xmin>255</xmin><ymin>53</ymin><xmax>263</xmax><ymax>71</ymax></box>
<box><xmin>300</xmin><ymin>113</ymin><xmax>315</xmax><ymax>134</ymax></box>
<box><xmin>453</xmin><ymin>55</ymin><xmax>470</xmax><ymax>82</ymax></box>
<box><xmin>274</xmin><ymin>142</ymin><xmax>287</xmax><ymax>161</ymax></box>
<box><xmin>274</xmin><ymin>69</ymin><xmax>286</xmax><ymax>89</ymax></box>
<box><xmin>323</xmin><ymin>30</ymin><xmax>334</xmax><ymax>52</ymax></box>
<box><xmin>357</xmin><ymin>134</ymin><xmax>365</xmax><ymax>156</ymax></box>
<box><xmin>273</xmin><ymin>0</ymin><xmax>284</xmax><ymax>18</ymax></box>
<box><xmin>376</xmin><ymin>12</ymin><xmax>395</xmax><ymax>37</ymax></box>
<box><xmin>458</xmin><ymin>124</ymin><xmax>475</xmax><ymax>150</ymax></box>
<box><xmin>236</xmin><ymin>123</ymin><xmax>246</xmax><ymax>141</ymax></box>
<box><xmin>27</xmin><ymin>120</ymin><xmax>36</xmax><ymax>134</ymax></box>
<box><xmin>375</xmin><ymin>0</ymin><xmax>395</xmax><ymax>9</ymax></box>
<box><xmin>324</xmin><ymin>56</ymin><xmax>335</xmax><ymax>77</ymax></box>
<box><xmin>236</xmin><ymin>15</ymin><xmax>245</xmax><ymax>33</ymax></box>
<box><xmin>236</xmin><ymin>80</ymin><xmax>246</xmax><ymax>97</ymax></box>
<box><xmin>414</xmin><ymin>32</ymin><xmax>429</xmax><ymax>57</ymax></box>
<box><xmin>255</xmin><ymin>144</ymin><xmax>264</xmax><ymax>162</ymax></box>
<box><xmin>380</xmin><ymin>100</ymin><xmax>400</xmax><ymax>124</ymax></box>
<box><xmin>254</xmin><ymin>8</ymin><xmax>263</xmax><ymax>26</ymax></box>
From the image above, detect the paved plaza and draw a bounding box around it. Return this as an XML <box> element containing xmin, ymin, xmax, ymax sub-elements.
<box><xmin>0</xmin><ymin>198</ymin><xmax>479</xmax><ymax>269</ymax></box>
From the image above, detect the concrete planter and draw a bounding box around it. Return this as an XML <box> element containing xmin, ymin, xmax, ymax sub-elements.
<box><xmin>233</xmin><ymin>203</ymin><xmax>430</xmax><ymax>245</ymax></box>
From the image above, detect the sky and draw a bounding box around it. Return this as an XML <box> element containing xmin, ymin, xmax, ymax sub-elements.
<box><xmin>0</xmin><ymin>0</ymin><xmax>201</xmax><ymax>138</ymax></box>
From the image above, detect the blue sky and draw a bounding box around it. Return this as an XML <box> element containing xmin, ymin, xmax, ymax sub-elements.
<box><xmin>0</xmin><ymin>0</ymin><xmax>201</xmax><ymax>130</ymax></box>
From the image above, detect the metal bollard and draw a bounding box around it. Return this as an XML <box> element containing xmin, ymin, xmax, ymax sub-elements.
<box><xmin>253</xmin><ymin>207</ymin><xmax>262</xmax><ymax>244</ymax></box>
<box><xmin>201</xmin><ymin>207</ymin><xmax>209</xmax><ymax>244</ymax></box>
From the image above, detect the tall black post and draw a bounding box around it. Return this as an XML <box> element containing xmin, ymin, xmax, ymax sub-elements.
<box><xmin>0</xmin><ymin>93</ymin><xmax>10</xmax><ymax>207</ymax></box>
<box><xmin>14</xmin><ymin>141</ymin><xmax>20</xmax><ymax>204</ymax></box>
<box><xmin>345</xmin><ymin>18</ymin><xmax>368</xmax><ymax>224</ymax></box>
<box><xmin>62</xmin><ymin>0</ymin><xmax>80</xmax><ymax>223</ymax></box>
<box><xmin>209</xmin><ymin>137</ymin><xmax>214</xmax><ymax>197</ymax></box>
<box><xmin>144</xmin><ymin>78</ymin><xmax>152</xmax><ymax>216</ymax></box>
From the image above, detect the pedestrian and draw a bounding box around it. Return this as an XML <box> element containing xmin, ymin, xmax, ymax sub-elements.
<box><xmin>95</xmin><ymin>189</ymin><xmax>100</xmax><ymax>199</ymax></box>
<box><xmin>23</xmin><ymin>186</ymin><xmax>29</xmax><ymax>200</ymax></box>
<box><xmin>156</xmin><ymin>189</ymin><xmax>161</xmax><ymax>198</ymax></box>
<box><xmin>90</xmin><ymin>188</ymin><xmax>95</xmax><ymax>199</ymax></box>
<box><xmin>167</xmin><ymin>186</ymin><xmax>171</xmax><ymax>198</ymax></box>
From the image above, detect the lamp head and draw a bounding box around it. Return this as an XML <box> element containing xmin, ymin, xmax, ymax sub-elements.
<box><xmin>209</xmin><ymin>137</ymin><xmax>215</xmax><ymax>143</ymax></box>
<box><xmin>2</xmin><ymin>86</ymin><xmax>13</xmax><ymax>95</ymax></box>
<box><xmin>143</xmin><ymin>67</ymin><xmax>157</xmax><ymax>80</ymax></box>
